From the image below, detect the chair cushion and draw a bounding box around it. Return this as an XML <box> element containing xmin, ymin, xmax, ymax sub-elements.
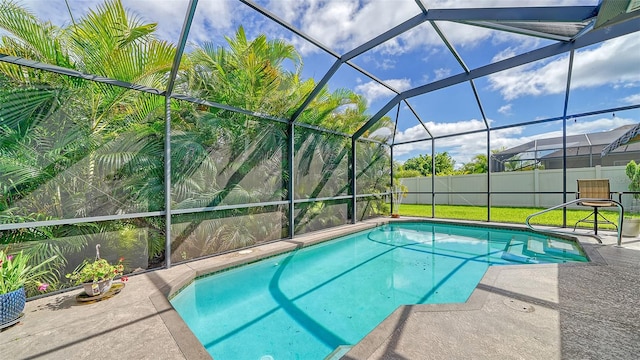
<box><xmin>579</xmin><ymin>200</ymin><xmax>614</xmax><ymax>207</ymax></box>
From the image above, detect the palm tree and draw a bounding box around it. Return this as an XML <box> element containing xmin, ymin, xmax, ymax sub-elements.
<box><xmin>173</xmin><ymin>26</ymin><xmax>392</xmax><ymax>251</ymax></box>
<box><xmin>184</xmin><ymin>25</ymin><xmax>303</xmax><ymax>116</ymax></box>
<box><xmin>0</xmin><ymin>0</ymin><xmax>176</xmax><ymax>292</ymax></box>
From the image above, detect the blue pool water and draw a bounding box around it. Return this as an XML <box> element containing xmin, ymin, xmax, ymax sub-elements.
<box><xmin>170</xmin><ymin>222</ymin><xmax>587</xmax><ymax>359</ymax></box>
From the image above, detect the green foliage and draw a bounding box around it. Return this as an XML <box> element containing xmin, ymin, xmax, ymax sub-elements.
<box><xmin>400</xmin><ymin>152</ymin><xmax>456</xmax><ymax>176</ymax></box>
<box><xmin>65</xmin><ymin>257</ymin><xmax>124</xmax><ymax>285</ymax></box>
<box><xmin>401</xmin><ymin>154</ymin><xmax>430</xmax><ymax>176</ymax></box>
<box><xmin>0</xmin><ymin>249</ymin><xmax>56</xmax><ymax>294</ymax></box>
<box><xmin>0</xmin><ymin>0</ymin><xmax>392</xmax><ymax>274</ymax></box>
<box><xmin>460</xmin><ymin>154</ymin><xmax>488</xmax><ymax>174</ymax></box>
<box><xmin>395</xmin><ymin>169</ymin><xmax>422</xmax><ymax>178</ymax></box>
<box><xmin>626</xmin><ymin>160</ymin><xmax>640</xmax><ymax>200</ymax></box>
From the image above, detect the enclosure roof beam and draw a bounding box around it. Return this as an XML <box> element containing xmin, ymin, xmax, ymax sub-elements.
<box><xmin>392</xmin><ymin>103</ymin><xmax>400</xmax><ymax>145</ymax></box>
<box><xmin>470</xmin><ymin>80</ymin><xmax>489</xmax><ymax>129</ymax></box>
<box><xmin>345</xmin><ymin>61</ymin><xmax>400</xmax><ymax>95</ymax></box>
<box><xmin>457</xmin><ymin>21</ymin><xmax>573</xmax><ymax>42</ymax></box>
<box><xmin>393</xmin><ymin>103</ymin><xmax>640</xmax><ymax>146</ymax></box>
<box><xmin>430</xmin><ymin>20</ymin><xmax>489</xmax><ymax>129</ymax></box>
<box><xmin>400</xmin><ymin>1</ymin><xmax>437</xmax><ymax>141</ymax></box>
<box><xmin>165</xmin><ymin>0</ymin><xmax>197</xmax><ymax>95</ymax></box>
<box><xmin>424</xmin><ymin>6</ymin><xmax>598</xmax><ymax>22</ymax></box>
<box><xmin>354</xmin><ymin>7</ymin><xmax>640</xmax><ymax>137</ymax></box>
<box><xmin>342</xmin><ymin>13</ymin><xmax>428</xmax><ymax>61</ymax></box>
<box><xmin>354</xmin><ymin>95</ymin><xmax>402</xmax><ymax>139</ymax></box>
<box><xmin>403</xmin><ymin>17</ymin><xmax>639</xmax><ymax>99</ymax></box>
<box><xmin>290</xmin><ymin>12</ymin><xmax>429</xmax><ymax>123</ymax></box>
<box><xmin>0</xmin><ymin>54</ymin><xmax>164</xmax><ymax>95</ymax></box>
<box><xmin>430</xmin><ymin>20</ymin><xmax>469</xmax><ymax>72</ymax></box>
<box><xmin>414</xmin><ymin>0</ymin><xmax>428</xmax><ymax>14</ymax></box>
<box><xmin>404</xmin><ymin>99</ymin><xmax>433</xmax><ymax>141</ymax></box>
<box><xmin>239</xmin><ymin>0</ymin><xmax>340</xmax><ymax>59</ymax></box>
<box><xmin>290</xmin><ymin>59</ymin><xmax>342</xmax><ymax>123</ymax></box>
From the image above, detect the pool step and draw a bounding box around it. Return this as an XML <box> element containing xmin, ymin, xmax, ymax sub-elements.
<box><xmin>324</xmin><ymin>345</ymin><xmax>353</xmax><ymax>360</ymax></box>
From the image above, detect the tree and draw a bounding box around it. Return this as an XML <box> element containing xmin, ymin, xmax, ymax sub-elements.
<box><xmin>434</xmin><ymin>152</ymin><xmax>456</xmax><ymax>175</ymax></box>
<box><xmin>401</xmin><ymin>152</ymin><xmax>456</xmax><ymax>176</ymax></box>
<box><xmin>626</xmin><ymin>160</ymin><xmax>640</xmax><ymax>200</ymax></box>
<box><xmin>401</xmin><ymin>154</ymin><xmax>430</xmax><ymax>176</ymax></box>
<box><xmin>460</xmin><ymin>154</ymin><xmax>488</xmax><ymax>174</ymax></box>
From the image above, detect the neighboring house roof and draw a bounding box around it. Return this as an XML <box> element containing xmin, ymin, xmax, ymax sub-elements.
<box><xmin>493</xmin><ymin>124</ymin><xmax>640</xmax><ymax>162</ymax></box>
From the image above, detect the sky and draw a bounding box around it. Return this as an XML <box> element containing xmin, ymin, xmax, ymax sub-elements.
<box><xmin>19</xmin><ymin>0</ymin><xmax>640</xmax><ymax>167</ymax></box>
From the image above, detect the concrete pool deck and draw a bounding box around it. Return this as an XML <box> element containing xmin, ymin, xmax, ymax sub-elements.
<box><xmin>1</xmin><ymin>218</ymin><xmax>639</xmax><ymax>359</ymax></box>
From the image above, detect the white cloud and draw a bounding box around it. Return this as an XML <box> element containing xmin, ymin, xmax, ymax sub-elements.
<box><xmin>394</xmin><ymin>119</ymin><xmax>488</xmax><ymax>164</ymax></box>
<box><xmin>265</xmin><ymin>0</ymin><xmax>422</xmax><ymax>54</ymax></box>
<box><xmin>378</xmin><ymin>58</ymin><xmax>396</xmax><ymax>70</ymax></box>
<box><xmin>25</xmin><ymin>0</ymin><xmax>239</xmax><ymax>46</ymax></box>
<box><xmin>260</xmin><ymin>0</ymin><xmax>529</xmax><ymax>56</ymax></box>
<box><xmin>491</xmin><ymin>36</ymin><xmax>543</xmax><ymax>62</ymax></box>
<box><xmin>355</xmin><ymin>78</ymin><xmax>412</xmax><ymax>104</ymax></box>
<box><xmin>622</xmin><ymin>93</ymin><xmax>640</xmax><ymax>105</ymax></box>
<box><xmin>488</xmin><ymin>34</ymin><xmax>640</xmax><ymax>100</ymax></box>
<box><xmin>488</xmin><ymin>56</ymin><xmax>570</xmax><ymax>100</ymax></box>
<box><xmin>394</xmin><ymin>119</ymin><xmax>490</xmax><ymax>148</ymax></box>
<box><xmin>373</xmin><ymin>20</ymin><xmax>494</xmax><ymax>57</ymax></box>
<box><xmin>498</xmin><ymin>104</ymin><xmax>513</xmax><ymax>115</ymax></box>
<box><xmin>433</xmin><ymin>68</ymin><xmax>452</xmax><ymax>80</ymax></box>
<box><xmin>362</xmin><ymin>55</ymin><xmax>397</xmax><ymax>70</ymax></box>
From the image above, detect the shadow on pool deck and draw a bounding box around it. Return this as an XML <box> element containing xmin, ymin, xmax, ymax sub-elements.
<box><xmin>1</xmin><ymin>218</ymin><xmax>639</xmax><ymax>359</ymax></box>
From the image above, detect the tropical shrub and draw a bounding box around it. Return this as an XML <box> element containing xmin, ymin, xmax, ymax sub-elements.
<box><xmin>0</xmin><ymin>249</ymin><xmax>56</xmax><ymax>295</ymax></box>
<box><xmin>626</xmin><ymin>160</ymin><xmax>640</xmax><ymax>200</ymax></box>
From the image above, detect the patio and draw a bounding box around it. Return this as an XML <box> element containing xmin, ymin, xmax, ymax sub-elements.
<box><xmin>2</xmin><ymin>218</ymin><xmax>639</xmax><ymax>360</ymax></box>
<box><xmin>1</xmin><ymin>2</ymin><xmax>640</xmax><ymax>359</ymax></box>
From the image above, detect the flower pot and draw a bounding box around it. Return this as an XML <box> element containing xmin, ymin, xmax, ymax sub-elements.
<box><xmin>0</xmin><ymin>287</ymin><xmax>26</xmax><ymax>326</ymax></box>
<box><xmin>391</xmin><ymin>213</ymin><xmax>400</xmax><ymax>218</ymax></box>
<box><xmin>622</xmin><ymin>217</ymin><xmax>640</xmax><ymax>237</ymax></box>
<box><xmin>82</xmin><ymin>279</ymin><xmax>113</xmax><ymax>297</ymax></box>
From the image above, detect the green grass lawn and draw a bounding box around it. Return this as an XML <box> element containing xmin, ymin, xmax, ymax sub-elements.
<box><xmin>397</xmin><ymin>203</ymin><xmax>621</xmax><ymax>230</ymax></box>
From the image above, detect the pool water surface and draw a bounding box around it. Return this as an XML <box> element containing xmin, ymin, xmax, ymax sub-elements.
<box><xmin>170</xmin><ymin>222</ymin><xmax>588</xmax><ymax>359</ymax></box>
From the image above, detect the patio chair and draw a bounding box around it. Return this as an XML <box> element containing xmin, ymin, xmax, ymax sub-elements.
<box><xmin>574</xmin><ymin>179</ymin><xmax>617</xmax><ymax>235</ymax></box>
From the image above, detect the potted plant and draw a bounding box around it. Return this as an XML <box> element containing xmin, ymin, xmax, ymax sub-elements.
<box><xmin>0</xmin><ymin>250</ymin><xmax>55</xmax><ymax>328</ymax></box>
<box><xmin>623</xmin><ymin>161</ymin><xmax>640</xmax><ymax>237</ymax></box>
<box><xmin>66</xmin><ymin>256</ymin><xmax>125</xmax><ymax>297</ymax></box>
<box><xmin>391</xmin><ymin>182</ymin><xmax>407</xmax><ymax>218</ymax></box>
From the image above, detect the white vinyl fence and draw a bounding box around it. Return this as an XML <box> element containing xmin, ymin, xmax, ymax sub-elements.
<box><xmin>400</xmin><ymin>165</ymin><xmax>636</xmax><ymax>210</ymax></box>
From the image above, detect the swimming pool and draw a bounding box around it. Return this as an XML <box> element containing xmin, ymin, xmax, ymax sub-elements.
<box><xmin>170</xmin><ymin>222</ymin><xmax>588</xmax><ymax>359</ymax></box>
